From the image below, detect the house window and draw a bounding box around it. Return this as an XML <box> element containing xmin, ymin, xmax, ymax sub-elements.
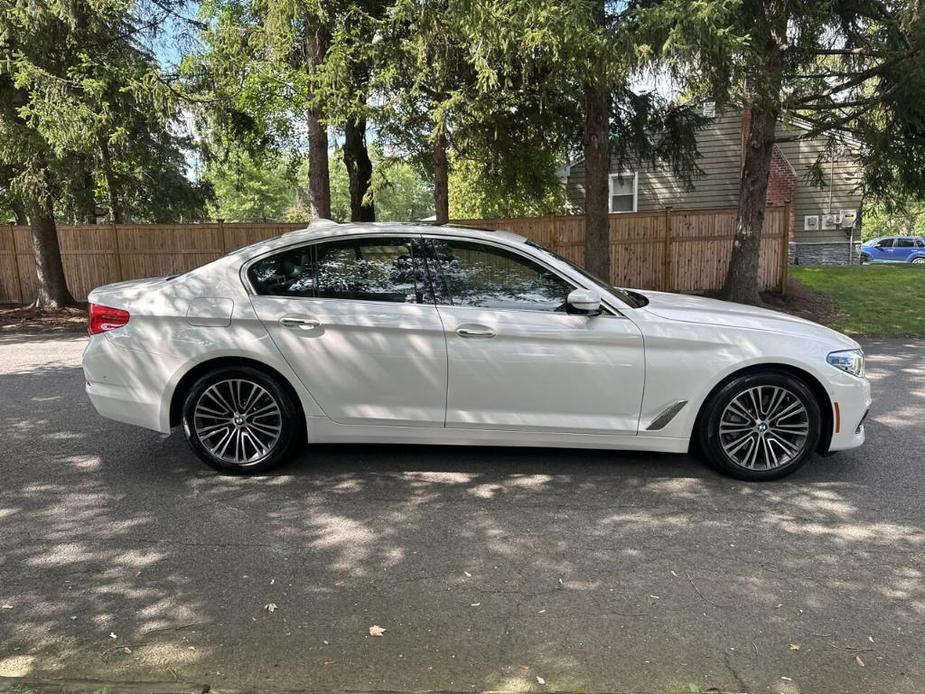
<box><xmin>608</xmin><ymin>173</ymin><xmax>638</xmax><ymax>213</ymax></box>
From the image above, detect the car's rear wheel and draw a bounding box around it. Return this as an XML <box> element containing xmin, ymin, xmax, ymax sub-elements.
<box><xmin>182</xmin><ymin>366</ymin><xmax>303</xmax><ymax>474</ymax></box>
<box><xmin>911</xmin><ymin>257</ymin><xmax>925</xmax><ymax>264</ymax></box>
<box><xmin>699</xmin><ymin>371</ymin><xmax>822</xmax><ymax>481</ymax></box>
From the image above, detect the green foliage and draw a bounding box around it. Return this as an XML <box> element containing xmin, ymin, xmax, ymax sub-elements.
<box><xmin>205</xmin><ymin>145</ymin><xmax>432</xmax><ymax>222</ymax></box>
<box><xmin>207</xmin><ymin>151</ymin><xmax>297</xmax><ymax>222</ymax></box>
<box><xmin>863</xmin><ymin>200</ymin><xmax>925</xmax><ymax>240</ymax></box>
<box><xmin>372</xmin><ymin>157</ymin><xmax>435</xmax><ymax>222</ymax></box>
<box><xmin>449</xmin><ymin>156</ymin><xmax>563</xmax><ymax>219</ymax></box>
<box><xmin>0</xmin><ymin>0</ymin><xmax>209</xmax><ymax>223</ymax></box>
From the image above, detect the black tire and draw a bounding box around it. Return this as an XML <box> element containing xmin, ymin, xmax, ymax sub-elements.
<box><xmin>698</xmin><ymin>370</ymin><xmax>822</xmax><ymax>481</ymax></box>
<box><xmin>859</xmin><ymin>253</ymin><xmax>869</xmax><ymax>265</ymax></box>
<box><xmin>181</xmin><ymin>365</ymin><xmax>303</xmax><ymax>474</ymax></box>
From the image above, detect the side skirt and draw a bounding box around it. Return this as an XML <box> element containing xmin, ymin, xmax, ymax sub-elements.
<box><xmin>305</xmin><ymin>416</ymin><xmax>690</xmax><ymax>453</ymax></box>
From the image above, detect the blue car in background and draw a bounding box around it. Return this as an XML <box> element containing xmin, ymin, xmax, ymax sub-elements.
<box><xmin>859</xmin><ymin>236</ymin><xmax>925</xmax><ymax>264</ymax></box>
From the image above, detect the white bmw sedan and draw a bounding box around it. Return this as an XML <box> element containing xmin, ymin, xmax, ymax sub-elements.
<box><xmin>83</xmin><ymin>220</ymin><xmax>870</xmax><ymax>480</ymax></box>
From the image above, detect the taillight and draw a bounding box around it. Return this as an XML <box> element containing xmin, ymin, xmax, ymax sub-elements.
<box><xmin>88</xmin><ymin>303</ymin><xmax>130</xmax><ymax>335</ymax></box>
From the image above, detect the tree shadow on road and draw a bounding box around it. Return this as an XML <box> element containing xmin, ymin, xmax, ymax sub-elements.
<box><xmin>0</xmin><ymin>336</ymin><xmax>923</xmax><ymax>693</ymax></box>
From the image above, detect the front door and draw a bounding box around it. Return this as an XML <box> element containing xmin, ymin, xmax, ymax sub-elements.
<box><xmin>425</xmin><ymin>237</ymin><xmax>645</xmax><ymax>434</ymax></box>
<box><xmin>248</xmin><ymin>236</ymin><xmax>447</xmax><ymax>427</ymax></box>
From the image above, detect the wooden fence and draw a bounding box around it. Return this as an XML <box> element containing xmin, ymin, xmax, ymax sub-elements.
<box><xmin>453</xmin><ymin>204</ymin><xmax>791</xmax><ymax>294</ymax></box>
<box><xmin>0</xmin><ymin>206</ymin><xmax>790</xmax><ymax>304</ymax></box>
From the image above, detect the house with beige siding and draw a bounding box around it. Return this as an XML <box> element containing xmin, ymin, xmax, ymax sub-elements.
<box><xmin>562</xmin><ymin>106</ymin><xmax>864</xmax><ymax>265</ymax></box>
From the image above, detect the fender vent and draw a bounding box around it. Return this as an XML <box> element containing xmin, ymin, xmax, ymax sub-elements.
<box><xmin>646</xmin><ymin>400</ymin><xmax>688</xmax><ymax>431</ymax></box>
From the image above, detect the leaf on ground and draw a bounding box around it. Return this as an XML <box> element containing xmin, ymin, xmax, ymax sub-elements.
<box><xmin>536</xmin><ymin>676</ymin><xmax>545</xmax><ymax>685</ymax></box>
<box><xmin>856</xmin><ymin>655</ymin><xmax>865</xmax><ymax>667</ymax></box>
<box><xmin>264</xmin><ymin>603</ymin><xmax>278</xmax><ymax>613</ymax></box>
<box><xmin>464</xmin><ymin>571</ymin><xmax>471</xmax><ymax>577</ymax></box>
<box><xmin>1</xmin><ymin>604</ymin><xmax>12</xmax><ymax>610</ymax></box>
<box><xmin>109</xmin><ymin>632</ymin><xmax>117</xmax><ymax>639</ymax></box>
<box><xmin>789</xmin><ymin>643</ymin><xmax>800</xmax><ymax>652</ymax></box>
<box><xmin>470</xmin><ymin>602</ymin><xmax>480</xmax><ymax>607</ymax></box>
<box><xmin>368</xmin><ymin>625</ymin><xmax>386</xmax><ymax>637</ymax></box>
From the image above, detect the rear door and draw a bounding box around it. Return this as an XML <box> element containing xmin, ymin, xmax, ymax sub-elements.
<box><xmin>893</xmin><ymin>238</ymin><xmax>916</xmax><ymax>261</ymax></box>
<box><xmin>247</xmin><ymin>235</ymin><xmax>448</xmax><ymax>427</ymax></box>
<box><xmin>424</xmin><ymin>236</ymin><xmax>645</xmax><ymax>434</ymax></box>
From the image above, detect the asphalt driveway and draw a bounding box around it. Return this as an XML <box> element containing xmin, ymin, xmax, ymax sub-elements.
<box><xmin>0</xmin><ymin>332</ymin><xmax>923</xmax><ymax>693</ymax></box>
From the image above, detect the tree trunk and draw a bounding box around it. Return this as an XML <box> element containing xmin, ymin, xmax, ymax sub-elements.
<box><xmin>305</xmin><ymin>21</ymin><xmax>331</xmax><ymax>219</ymax></box>
<box><xmin>722</xmin><ymin>104</ymin><xmax>781</xmax><ymax>304</ymax></box>
<box><xmin>26</xmin><ymin>154</ymin><xmax>73</xmax><ymax>309</ymax></box>
<box><xmin>77</xmin><ymin>156</ymin><xmax>97</xmax><ymax>224</ymax></box>
<box><xmin>582</xmin><ymin>1</ymin><xmax>611</xmax><ymax>283</ymax></box>
<box><xmin>99</xmin><ymin>138</ymin><xmax>124</xmax><ymax>224</ymax></box>
<box><xmin>433</xmin><ymin>123</ymin><xmax>449</xmax><ymax>225</ymax></box>
<box><xmin>11</xmin><ymin>198</ymin><xmax>28</xmax><ymax>225</ymax></box>
<box><xmin>343</xmin><ymin>117</ymin><xmax>375</xmax><ymax>222</ymax></box>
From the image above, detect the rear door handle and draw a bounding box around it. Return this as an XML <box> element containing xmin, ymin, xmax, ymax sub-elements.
<box><xmin>456</xmin><ymin>326</ymin><xmax>495</xmax><ymax>338</ymax></box>
<box><xmin>280</xmin><ymin>316</ymin><xmax>321</xmax><ymax>330</ymax></box>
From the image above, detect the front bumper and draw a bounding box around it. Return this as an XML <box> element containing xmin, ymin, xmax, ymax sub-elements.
<box><xmin>826</xmin><ymin>371</ymin><xmax>871</xmax><ymax>452</ymax></box>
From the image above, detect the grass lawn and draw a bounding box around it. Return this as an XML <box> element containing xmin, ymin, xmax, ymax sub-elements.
<box><xmin>791</xmin><ymin>265</ymin><xmax>925</xmax><ymax>337</ymax></box>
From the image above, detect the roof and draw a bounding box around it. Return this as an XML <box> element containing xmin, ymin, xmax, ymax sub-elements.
<box><xmin>230</xmin><ymin>218</ymin><xmax>528</xmax><ymax>257</ymax></box>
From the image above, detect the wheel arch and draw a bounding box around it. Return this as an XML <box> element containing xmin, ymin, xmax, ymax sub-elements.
<box><xmin>169</xmin><ymin>356</ymin><xmax>307</xmax><ymax>430</ymax></box>
<box><xmin>691</xmin><ymin>363</ymin><xmax>834</xmax><ymax>455</ymax></box>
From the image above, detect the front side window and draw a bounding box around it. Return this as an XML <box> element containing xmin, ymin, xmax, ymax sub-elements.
<box><xmin>247</xmin><ymin>237</ymin><xmax>427</xmax><ymax>303</ymax></box>
<box><xmin>608</xmin><ymin>173</ymin><xmax>637</xmax><ymax>213</ymax></box>
<box><xmin>427</xmin><ymin>239</ymin><xmax>574</xmax><ymax>312</ymax></box>
<box><xmin>875</xmin><ymin>238</ymin><xmax>895</xmax><ymax>248</ymax></box>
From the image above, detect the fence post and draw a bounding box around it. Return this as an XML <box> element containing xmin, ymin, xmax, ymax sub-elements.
<box><xmin>10</xmin><ymin>222</ymin><xmax>25</xmax><ymax>305</ymax></box>
<box><xmin>217</xmin><ymin>218</ymin><xmax>227</xmax><ymax>254</ymax></box>
<box><xmin>779</xmin><ymin>202</ymin><xmax>791</xmax><ymax>296</ymax></box>
<box><xmin>111</xmin><ymin>220</ymin><xmax>125</xmax><ymax>282</ymax></box>
<box><xmin>662</xmin><ymin>207</ymin><xmax>673</xmax><ymax>291</ymax></box>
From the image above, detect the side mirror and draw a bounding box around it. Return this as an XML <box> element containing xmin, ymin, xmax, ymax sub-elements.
<box><xmin>567</xmin><ymin>288</ymin><xmax>602</xmax><ymax>316</ymax></box>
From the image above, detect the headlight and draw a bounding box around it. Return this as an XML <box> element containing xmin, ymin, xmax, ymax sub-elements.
<box><xmin>827</xmin><ymin>349</ymin><xmax>865</xmax><ymax>378</ymax></box>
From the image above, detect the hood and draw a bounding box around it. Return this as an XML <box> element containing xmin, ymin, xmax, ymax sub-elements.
<box><xmin>637</xmin><ymin>290</ymin><xmax>860</xmax><ymax>349</ymax></box>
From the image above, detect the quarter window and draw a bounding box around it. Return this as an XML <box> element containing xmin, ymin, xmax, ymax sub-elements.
<box><xmin>248</xmin><ymin>246</ymin><xmax>315</xmax><ymax>297</ymax></box>
<box><xmin>916</xmin><ymin>239</ymin><xmax>925</xmax><ymax>248</ymax></box>
<box><xmin>428</xmin><ymin>239</ymin><xmax>574</xmax><ymax>312</ymax></box>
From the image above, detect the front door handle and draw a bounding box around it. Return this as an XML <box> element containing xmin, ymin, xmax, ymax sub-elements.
<box><xmin>456</xmin><ymin>326</ymin><xmax>495</xmax><ymax>338</ymax></box>
<box><xmin>280</xmin><ymin>316</ymin><xmax>321</xmax><ymax>330</ymax></box>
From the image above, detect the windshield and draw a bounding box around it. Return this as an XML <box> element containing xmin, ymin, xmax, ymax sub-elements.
<box><xmin>526</xmin><ymin>241</ymin><xmax>648</xmax><ymax>308</ymax></box>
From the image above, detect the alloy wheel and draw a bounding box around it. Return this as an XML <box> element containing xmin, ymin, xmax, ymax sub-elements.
<box><xmin>718</xmin><ymin>385</ymin><xmax>810</xmax><ymax>470</ymax></box>
<box><xmin>192</xmin><ymin>379</ymin><xmax>282</xmax><ymax>466</ymax></box>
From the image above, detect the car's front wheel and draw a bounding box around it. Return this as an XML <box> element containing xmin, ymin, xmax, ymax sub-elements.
<box><xmin>181</xmin><ymin>366</ymin><xmax>303</xmax><ymax>474</ymax></box>
<box><xmin>699</xmin><ymin>371</ymin><xmax>822</xmax><ymax>481</ymax></box>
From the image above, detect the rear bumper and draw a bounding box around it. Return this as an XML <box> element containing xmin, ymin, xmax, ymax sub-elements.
<box><xmin>82</xmin><ymin>334</ymin><xmax>173</xmax><ymax>433</ymax></box>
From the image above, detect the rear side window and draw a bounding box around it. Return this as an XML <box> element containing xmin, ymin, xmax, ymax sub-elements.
<box><xmin>314</xmin><ymin>238</ymin><xmax>424</xmax><ymax>303</ymax></box>
<box><xmin>895</xmin><ymin>238</ymin><xmax>915</xmax><ymax>248</ymax></box>
<box><xmin>247</xmin><ymin>237</ymin><xmax>428</xmax><ymax>304</ymax></box>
